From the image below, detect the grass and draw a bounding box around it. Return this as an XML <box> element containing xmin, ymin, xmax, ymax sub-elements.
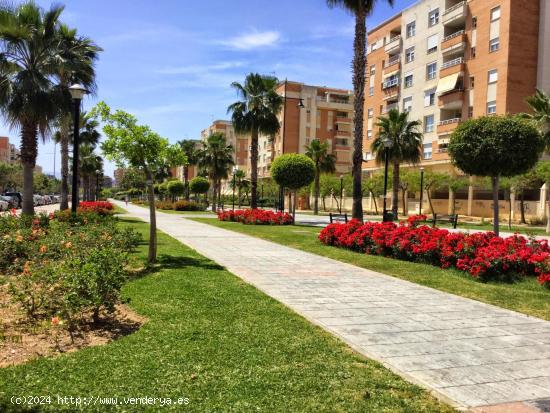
<box><xmin>130</xmin><ymin>202</ymin><xmax>214</xmax><ymax>215</ymax></box>
<box><xmin>194</xmin><ymin>219</ymin><xmax>550</xmax><ymax>321</ymax></box>
<box><xmin>0</xmin><ymin>217</ymin><xmax>454</xmax><ymax>413</ymax></box>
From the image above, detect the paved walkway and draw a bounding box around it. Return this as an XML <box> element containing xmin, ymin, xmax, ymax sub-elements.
<box><xmin>116</xmin><ymin>201</ymin><xmax>550</xmax><ymax>412</ymax></box>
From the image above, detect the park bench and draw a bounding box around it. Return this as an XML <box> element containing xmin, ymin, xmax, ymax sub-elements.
<box><xmin>423</xmin><ymin>213</ymin><xmax>459</xmax><ymax>229</ymax></box>
<box><xmin>329</xmin><ymin>212</ymin><xmax>348</xmax><ymax>224</ymax></box>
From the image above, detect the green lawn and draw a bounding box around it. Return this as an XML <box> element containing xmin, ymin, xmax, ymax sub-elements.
<box><xmin>194</xmin><ymin>219</ymin><xmax>550</xmax><ymax>321</ymax></box>
<box><xmin>0</xmin><ymin>217</ymin><xmax>454</xmax><ymax>413</ymax></box>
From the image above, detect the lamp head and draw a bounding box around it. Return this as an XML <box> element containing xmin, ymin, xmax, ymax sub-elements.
<box><xmin>69</xmin><ymin>83</ymin><xmax>87</xmax><ymax>100</ymax></box>
<box><xmin>383</xmin><ymin>137</ymin><xmax>392</xmax><ymax>148</ymax></box>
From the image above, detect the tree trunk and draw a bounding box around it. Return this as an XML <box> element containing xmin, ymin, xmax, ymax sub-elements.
<box><xmin>292</xmin><ymin>190</ymin><xmax>297</xmax><ymax>223</ymax></box>
<box><xmin>427</xmin><ymin>188</ymin><xmax>435</xmax><ymax>217</ymax></box>
<box><xmin>250</xmin><ymin>127</ymin><xmax>259</xmax><ymax>209</ymax></box>
<box><xmin>60</xmin><ymin>115</ymin><xmax>70</xmax><ymax>210</ymax></box>
<box><xmin>313</xmin><ymin>167</ymin><xmax>320</xmax><ymax>215</ymax></box>
<box><xmin>211</xmin><ymin>180</ymin><xmax>217</xmax><ymax>212</ymax></box>
<box><xmin>146</xmin><ymin>171</ymin><xmax>157</xmax><ymax>264</ymax></box>
<box><xmin>238</xmin><ymin>187</ymin><xmax>241</xmax><ymax>208</ymax></box>
<box><xmin>322</xmin><ymin>196</ymin><xmax>326</xmax><ymax>211</ymax></box>
<box><xmin>401</xmin><ymin>188</ymin><xmax>407</xmax><ymax>216</ymax></box>
<box><xmin>546</xmin><ymin>181</ymin><xmax>550</xmax><ymax>233</ymax></box>
<box><xmin>370</xmin><ymin>191</ymin><xmax>379</xmax><ymax>215</ymax></box>
<box><xmin>184</xmin><ymin>166</ymin><xmax>190</xmax><ymax>200</ymax></box>
<box><xmin>392</xmin><ymin>162</ymin><xmax>399</xmax><ymax>218</ymax></box>
<box><xmin>520</xmin><ymin>192</ymin><xmax>526</xmax><ymax>224</ymax></box>
<box><xmin>492</xmin><ymin>176</ymin><xmax>500</xmax><ymax>236</ymax></box>
<box><xmin>20</xmin><ymin>123</ymin><xmax>38</xmax><ymax>216</ymax></box>
<box><xmin>351</xmin><ymin>4</ymin><xmax>367</xmax><ymax>221</ymax></box>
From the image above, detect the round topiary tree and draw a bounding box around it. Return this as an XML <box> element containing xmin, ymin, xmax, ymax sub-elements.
<box><xmin>167</xmin><ymin>180</ymin><xmax>185</xmax><ymax>202</ymax></box>
<box><xmin>448</xmin><ymin>116</ymin><xmax>543</xmax><ymax>235</ymax></box>
<box><xmin>189</xmin><ymin>176</ymin><xmax>210</xmax><ymax>199</ymax></box>
<box><xmin>271</xmin><ymin>154</ymin><xmax>315</xmax><ymax>221</ymax></box>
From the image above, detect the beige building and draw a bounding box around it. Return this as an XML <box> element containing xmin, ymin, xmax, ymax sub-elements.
<box><xmin>201</xmin><ymin>120</ymin><xmax>249</xmax><ymax>172</ymax></box>
<box><xmin>0</xmin><ymin>136</ymin><xmax>19</xmax><ymax>164</ymax></box>
<box><xmin>257</xmin><ymin>80</ymin><xmax>355</xmax><ymax>179</ymax></box>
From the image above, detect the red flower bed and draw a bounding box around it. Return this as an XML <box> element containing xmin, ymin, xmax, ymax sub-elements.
<box><xmin>77</xmin><ymin>201</ymin><xmax>114</xmax><ymax>216</ymax></box>
<box><xmin>218</xmin><ymin>209</ymin><xmax>293</xmax><ymax>225</ymax></box>
<box><xmin>319</xmin><ymin>217</ymin><xmax>550</xmax><ymax>288</ymax></box>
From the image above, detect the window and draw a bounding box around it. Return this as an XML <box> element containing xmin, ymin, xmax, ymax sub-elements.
<box><xmin>468</xmin><ymin>106</ymin><xmax>474</xmax><ymax>118</ymax></box>
<box><xmin>404</xmin><ymin>74</ymin><xmax>413</xmax><ymax>88</ymax></box>
<box><xmin>316</xmin><ymin>109</ymin><xmax>321</xmax><ymax>128</ymax></box>
<box><xmin>370</xmin><ymin>64</ymin><xmax>376</xmax><ymax>75</ymax></box>
<box><xmin>403</xmin><ymin>96</ymin><xmax>413</xmax><ymax>112</ymax></box>
<box><xmin>367</xmin><ymin>130</ymin><xmax>373</xmax><ymax>139</ymax></box>
<box><xmin>423</xmin><ymin>143</ymin><xmax>433</xmax><ymax>159</ymax></box>
<box><xmin>487</xmin><ymin>101</ymin><xmax>497</xmax><ymax>114</ymax></box>
<box><xmin>471</xmin><ymin>47</ymin><xmax>476</xmax><ymax>59</ymax></box>
<box><xmin>488</xmin><ymin>69</ymin><xmax>498</xmax><ymax>84</ymax></box>
<box><xmin>427</xmin><ymin>35</ymin><xmax>438</xmax><ymax>54</ymax></box>
<box><xmin>426</xmin><ymin>62</ymin><xmax>437</xmax><ymax>80</ymax></box>
<box><xmin>406</xmin><ymin>21</ymin><xmax>416</xmax><ymax>38</ymax></box>
<box><xmin>424</xmin><ymin>89</ymin><xmax>436</xmax><ymax>107</ymax></box>
<box><xmin>424</xmin><ymin>115</ymin><xmax>435</xmax><ymax>133</ymax></box>
<box><xmin>489</xmin><ymin>38</ymin><xmax>500</xmax><ymax>52</ymax></box>
<box><xmin>368</xmin><ymin>108</ymin><xmax>373</xmax><ymax>119</ymax></box>
<box><xmin>429</xmin><ymin>8</ymin><xmax>439</xmax><ymax>27</ymax></box>
<box><xmin>369</xmin><ymin>86</ymin><xmax>374</xmax><ymax>96</ymax></box>
<box><xmin>405</xmin><ymin>46</ymin><xmax>415</xmax><ymax>63</ymax></box>
<box><xmin>472</xmin><ymin>16</ymin><xmax>477</xmax><ymax>29</ymax></box>
<box><xmin>491</xmin><ymin>6</ymin><xmax>501</xmax><ymax>22</ymax></box>
<box><xmin>470</xmin><ymin>76</ymin><xmax>475</xmax><ymax>89</ymax></box>
<box><xmin>365</xmin><ymin>152</ymin><xmax>373</xmax><ymax>161</ymax></box>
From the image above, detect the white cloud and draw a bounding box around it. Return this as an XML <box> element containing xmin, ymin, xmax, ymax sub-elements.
<box><xmin>220</xmin><ymin>30</ymin><xmax>281</xmax><ymax>50</ymax></box>
<box><xmin>156</xmin><ymin>61</ymin><xmax>245</xmax><ymax>75</ymax></box>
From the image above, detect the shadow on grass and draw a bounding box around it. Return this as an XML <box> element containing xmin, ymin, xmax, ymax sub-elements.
<box><xmin>0</xmin><ymin>401</ymin><xmax>42</xmax><ymax>413</ymax></box>
<box><xmin>129</xmin><ymin>253</ymin><xmax>225</xmax><ymax>280</ymax></box>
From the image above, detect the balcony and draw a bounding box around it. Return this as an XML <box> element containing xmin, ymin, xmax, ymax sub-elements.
<box><xmin>336</xmin><ymin>117</ymin><xmax>352</xmax><ymax>124</ymax></box>
<box><xmin>440</xmin><ymin>57</ymin><xmax>465</xmax><ymax>77</ymax></box>
<box><xmin>442</xmin><ymin>1</ymin><xmax>467</xmax><ymax>25</ymax></box>
<box><xmin>382</xmin><ymin>77</ymin><xmax>399</xmax><ymax>89</ymax></box>
<box><xmin>384</xmin><ymin>35</ymin><xmax>402</xmax><ymax>54</ymax></box>
<box><xmin>335</xmin><ymin>130</ymin><xmax>351</xmax><ymax>137</ymax></box>
<box><xmin>438</xmin><ymin>89</ymin><xmax>464</xmax><ymax>109</ymax></box>
<box><xmin>437</xmin><ymin>118</ymin><xmax>461</xmax><ymax>134</ymax></box>
<box><xmin>335</xmin><ymin>138</ymin><xmax>350</xmax><ymax>148</ymax></box>
<box><xmin>383</xmin><ymin>56</ymin><xmax>401</xmax><ymax>74</ymax></box>
<box><xmin>382</xmin><ymin>103</ymin><xmax>398</xmax><ymax>114</ymax></box>
<box><xmin>441</xmin><ymin>30</ymin><xmax>466</xmax><ymax>55</ymax></box>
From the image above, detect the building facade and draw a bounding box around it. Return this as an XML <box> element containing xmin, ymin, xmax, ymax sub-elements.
<box><xmin>0</xmin><ymin>136</ymin><xmax>19</xmax><ymax>164</ymax></box>
<box><xmin>257</xmin><ymin>81</ymin><xmax>355</xmax><ymax>178</ymax></box>
<box><xmin>201</xmin><ymin>120</ymin><xmax>249</xmax><ymax>172</ymax></box>
<box><xmin>362</xmin><ymin>0</ymin><xmax>546</xmax><ymax>174</ymax></box>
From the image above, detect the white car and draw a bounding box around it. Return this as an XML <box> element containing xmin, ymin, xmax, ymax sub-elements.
<box><xmin>0</xmin><ymin>199</ymin><xmax>8</xmax><ymax>211</ymax></box>
<box><xmin>33</xmin><ymin>195</ymin><xmax>45</xmax><ymax>206</ymax></box>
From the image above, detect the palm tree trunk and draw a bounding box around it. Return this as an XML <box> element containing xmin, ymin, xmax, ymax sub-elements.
<box><xmin>313</xmin><ymin>167</ymin><xmax>320</xmax><ymax>215</ymax></box>
<box><xmin>392</xmin><ymin>162</ymin><xmax>399</xmax><ymax>218</ymax></box>
<box><xmin>401</xmin><ymin>188</ymin><xmax>407</xmax><ymax>216</ymax></box>
<box><xmin>20</xmin><ymin>123</ymin><xmax>38</xmax><ymax>216</ymax></box>
<box><xmin>146</xmin><ymin>170</ymin><xmax>157</xmax><ymax>264</ymax></box>
<box><xmin>238</xmin><ymin>187</ymin><xmax>241</xmax><ymax>208</ymax></box>
<box><xmin>184</xmin><ymin>166</ymin><xmax>190</xmax><ymax>200</ymax></box>
<box><xmin>492</xmin><ymin>176</ymin><xmax>500</xmax><ymax>236</ymax></box>
<box><xmin>250</xmin><ymin>127</ymin><xmax>259</xmax><ymax>209</ymax></box>
<box><xmin>351</xmin><ymin>3</ymin><xmax>367</xmax><ymax>222</ymax></box>
<box><xmin>520</xmin><ymin>192</ymin><xmax>526</xmax><ymax>224</ymax></box>
<box><xmin>60</xmin><ymin>116</ymin><xmax>70</xmax><ymax>210</ymax></box>
<box><xmin>211</xmin><ymin>180</ymin><xmax>217</xmax><ymax>212</ymax></box>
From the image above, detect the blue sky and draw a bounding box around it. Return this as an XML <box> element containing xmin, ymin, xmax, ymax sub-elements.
<box><xmin>0</xmin><ymin>0</ymin><xmax>416</xmax><ymax>178</ymax></box>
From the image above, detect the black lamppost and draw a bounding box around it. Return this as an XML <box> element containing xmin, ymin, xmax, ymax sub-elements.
<box><xmin>339</xmin><ymin>174</ymin><xmax>344</xmax><ymax>214</ymax></box>
<box><xmin>69</xmin><ymin>83</ymin><xmax>87</xmax><ymax>213</ymax></box>
<box><xmin>419</xmin><ymin>167</ymin><xmax>425</xmax><ymax>215</ymax></box>
<box><xmin>382</xmin><ymin>137</ymin><xmax>393</xmax><ymax>222</ymax></box>
<box><xmin>232</xmin><ymin>166</ymin><xmax>237</xmax><ymax>210</ymax></box>
<box><xmin>95</xmin><ymin>169</ymin><xmax>101</xmax><ymax>201</ymax></box>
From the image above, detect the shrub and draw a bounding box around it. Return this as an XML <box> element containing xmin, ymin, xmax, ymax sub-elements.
<box><xmin>271</xmin><ymin>153</ymin><xmax>315</xmax><ymax>190</ymax></box>
<box><xmin>319</xmin><ymin>219</ymin><xmax>550</xmax><ymax>288</ymax></box>
<box><xmin>218</xmin><ymin>209</ymin><xmax>293</xmax><ymax>225</ymax></box>
<box><xmin>155</xmin><ymin>201</ymin><xmax>174</xmax><ymax>210</ymax></box>
<box><xmin>173</xmin><ymin>200</ymin><xmax>204</xmax><ymax>211</ymax></box>
<box><xmin>189</xmin><ymin>176</ymin><xmax>210</xmax><ymax>195</ymax></box>
<box><xmin>78</xmin><ymin>201</ymin><xmax>114</xmax><ymax>216</ymax></box>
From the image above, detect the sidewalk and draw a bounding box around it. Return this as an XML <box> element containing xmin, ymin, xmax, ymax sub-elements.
<box><xmin>115</xmin><ymin>200</ymin><xmax>550</xmax><ymax>412</ymax></box>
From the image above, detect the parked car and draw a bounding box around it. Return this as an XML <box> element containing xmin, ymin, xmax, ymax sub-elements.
<box><xmin>42</xmin><ymin>195</ymin><xmax>52</xmax><ymax>204</ymax></box>
<box><xmin>3</xmin><ymin>192</ymin><xmax>22</xmax><ymax>208</ymax></box>
<box><xmin>0</xmin><ymin>198</ymin><xmax>8</xmax><ymax>211</ymax></box>
<box><xmin>0</xmin><ymin>195</ymin><xmax>18</xmax><ymax>209</ymax></box>
<box><xmin>50</xmin><ymin>194</ymin><xmax>60</xmax><ymax>203</ymax></box>
<box><xmin>33</xmin><ymin>195</ymin><xmax>45</xmax><ymax>206</ymax></box>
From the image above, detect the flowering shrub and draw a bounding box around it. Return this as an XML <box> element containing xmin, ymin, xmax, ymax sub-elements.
<box><xmin>173</xmin><ymin>200</ymin><xmax>203</xmax><ymax>211</ymax></box>
<box><xmin>218</xmin><ymin>209</ymin><xmax>293</xmax><ymax>225</ymax></box>
<box><xmin>319</xmin><ymin>219</ymin><xmax>550</xmax><ymax>288</ymax></box>
<box><xmin>77</xmin><ymin>201</ymin><xmax>114</xmax><ymax>216</ymax></box>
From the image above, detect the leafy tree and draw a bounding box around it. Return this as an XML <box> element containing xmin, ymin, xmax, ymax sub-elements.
<box><xmin>508</xmin><ymin>169</ymin><xmax>541</xmax><ymax>225</ymax></box>
<box><xmin>445</xmin><ymin>175</ymin><xmax>468</xmax><ymax>215</ymax></box>
<box><xmin>177</xmin><ymin>139</ymin><xmax>198</xmax><ymax>199</ymax></box>
<box><xmin>0</xmin><ymin>2</ymin><xmax>65</xmax><ymax>215</ymax></box>
<box><xmin>92</xmin><ymin>102</ymin><xmax>186</xmax><ymax>263</ymax></box>
<box><xmin>120</xmin><ymin>168</ymin><xmax>146</xmax><ymax>191</ymax></box>
<box><xmin>305</xmin><ymin>139</ymin><xmax>336</xmax><ymax>214</ymax></box>
<box><xmin>228</xmin><ymin>73</ymin><xmax>283</xmax><ymax>209</ymax></box>
<box><xmin>372</xmin><ymin>109</ymin><xmax>423</xmax><ymax>218</ymax></box>
<box><xmin>398</xmin><ymin>169</ymin><xmax>420</xmax><ymax>216</ymax></box>
<box><xmin>189</xmin><ymin>176</ymin><xmax>210</xmax><ymax>199</ymax></box>
<box><xmin>422</xmin><ymin>171</ymin><xmax>448</xmax><ymax>217</ymax></box>
<box><xmin>449</xmin><ymin>116</ymin><xmax>543</xmax><ymax>235</ymax></box>
<box><xmin>167</xmin><ymin>180</ymin><xmax>185</xmax><ymax>202</ymax></box>
<box><xmin>0</xmin><ymin>162</ymin><xmax>23</xmax><ymax>192</ymax></box>
<box><xmin>327</xmin><ymin>0</ymin><xmax>395</xmax><ymax>220</ymax></box>
<box><xmin>196</xmin><ymin>132</ymin><xmax>234</xmax><ymax>211</ymax></box>
<box><xmin>271</xmin><ymin>154</ymin><xmax>315</xmax><ymax>220</ymax></box>
<box><xmin>362</xmin><ymin>172</ymin><xmax>387</xmax><ymax>215</ymax></box>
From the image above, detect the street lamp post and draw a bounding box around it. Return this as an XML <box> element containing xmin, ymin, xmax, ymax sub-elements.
<box><xmin>232</xmin><ymin>166</ymin><xmax>238</xmax><ymax>210</ymax></box>
<box><xmin>419</xmin><ymin>167</ymin><xmax>425</xmax><ymax>215</ymax></box>
<box><xmin>339</xmin><ymin>175</ymin><xmax>344</xmax><ymax>214</ymax></box>
<box><xmin>382</xmin><ymin>137</ymin><xmax>393</xmax><ymax>222</ymax></box>
<box><xmin>69</xmin><ymin>83</ymin><xmax>87</xmax><ymax>213</ymax></box>
<box><xmin>95</xmin><ymin>169</ymin><xmax>101</xmax><ymax>201</ymax></box>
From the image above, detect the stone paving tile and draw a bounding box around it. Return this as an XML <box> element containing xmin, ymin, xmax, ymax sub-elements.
<box><xmin>116</xmin><ymin>201</ymin><xmax>550</xmax><ymax>410</ymax></box>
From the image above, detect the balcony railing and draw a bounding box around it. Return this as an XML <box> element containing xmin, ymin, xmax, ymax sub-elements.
<box><xmin>443</xmin><ymin>30</ymin><xmax>465</xmax><ymax>43</ymax></box>
<box><xmin>441</xmin><ymin>57</ymin><xmax>464</xmax><ymax>70</ymax></box>
<box><xmin>382</xmin><ymin>104</ymin><xmax>398</xmax><ymax>114</ymax></box>
<box><xmin>384</xmin><ymin>56</ymin><xmax>400</xmax><ymax>68</ymax></box>
<box><xmin>443</xmin><ymin>1</ymin><xmax>467</xmax><ymax>24</ymax></box>
<box><xmin>384</xmin><ymin>35</ymin><xmax>402</xmax><ymax>53</ymax></box>
<box><xmin>382</xmin><ymin>78</ymin><xmax>399</xmax><ymax>89</ymax></box>
<box><xmin>444</xmin><ymin>1</ymin><xmax>466</xmax><ymax>15</ymax></box>
<box><xmin>438</xmin><ymin>118</ymin><xmax>461</xmax><ymax>126</ymax></box>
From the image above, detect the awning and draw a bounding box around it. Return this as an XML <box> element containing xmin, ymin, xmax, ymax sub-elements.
<box><xmin>436</xmin><ymin>73</ymin><xmax>460</xmax><ymax>95</ymax></box>
<box><xmin>383</xmin><ymin>69</ymin><xmax>400</xmax><ymax>77</ymax></box>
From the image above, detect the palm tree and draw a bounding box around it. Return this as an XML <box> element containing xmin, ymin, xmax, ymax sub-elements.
<box><xmin>372</xmin><ymin>109</ymin><xmax>423</xmax><ymax>218</ymax></box>
<box><xmin>228</xmin><ymin>73</ymin><xmax>283</xmax><ymax>209</ymax></box>
<box><xmin>0</xmin><ymin>2</ymin><xmax>65</xmax><ymax>215</ymax></box>
<box><xmin>54</xmin><ymin>24</ymin><xmax>101</xmax><ymax>210</ymax></box>
<box><xmin>178</xmin><ymin>139</ymin><xmax>199</xmax><ymax>200</ymax></box>
<box><xmin>196</xmin><ymin>132</ymin><xmax>234</xmax><ymax>211</ymax></box>
<box><xmin>327</xmin><ymin>0</ymin><xmax>394</xmax><ymax>221</ymax></box>
<box><xmin>305</xmin><ymin>139</ymin><xmax>336</xmax><ymax>214</ymax></box>
<box><xmin>229</xmin><ymin>169</ymin><xmax>249</xmax><ymax>208</ymax></box>
<box><xmin>79</xmin><ymin>143</ymin><xmax>103</xmax><ymax>201</ymax></box>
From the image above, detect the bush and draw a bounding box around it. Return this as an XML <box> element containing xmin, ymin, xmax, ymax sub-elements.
<box><xmin>189</xmin><ymin>176</ymin><xmax>210</xmax><ymax>195</ymax></box>
<box><xmin>319</xmin><ymin>219</ymin><xmax>550</xmax><ymax>288</ymax></box>
<box><xmin>271</xmin><ymin>154</ymin><xmax>315</xmax><ymax>190</ymax></box>
<box><xmin>155</xmin><ymin>201</ymin><xmax>174</xmax><ymax>210</ymax></box>
<box><xmin>78</xmin><ymin>201</ymin><xmax>114</xmax><ymax>216</ymax></box>
<box><xmin>173</xmin><ymin>200</ymin><xmax>204</xmax><ymax>211</ymax></box>
<box><xmin>218</xmin><ymin>209</ymin><xmax>293</xmax><ymax>225</ymax></box>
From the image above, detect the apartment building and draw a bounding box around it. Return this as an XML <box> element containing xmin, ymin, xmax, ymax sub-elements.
<box><xmin>257</xmin><ymin>80</ymin><xmax>354</xmax><ymax>178</ymax></box>
<box><xmin>171</xmin><ymin>140</ymin><xmax>201</xmax><ymax>183</ymax></box>
<box><xmin>200</xmin><ymin>120</ymin><xmax>248</xmax><ymax>172</ymax></box>
<box><xmin>0</xmin><ymin>136</ymin><xmax>19</xmax><ymax>164</ymax></box>
<box><xmin>362</xmin><ymin>0</ymin><xmax>547</xmax><ymax>174</ymax></box>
